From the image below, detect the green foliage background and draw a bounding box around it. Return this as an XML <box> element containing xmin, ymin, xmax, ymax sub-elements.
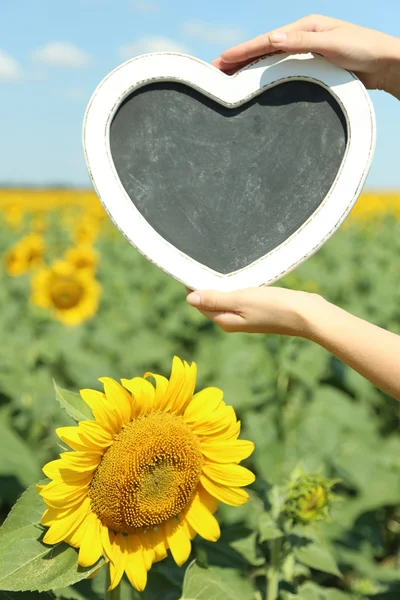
<box><xmin>0</xmin><ymin>214</ymin><xmax>399</xmax><ymax>599</ymax></box>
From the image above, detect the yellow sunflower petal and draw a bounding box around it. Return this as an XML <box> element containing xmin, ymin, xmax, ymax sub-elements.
<box><xmin>64</xmin><ymin>515</ymin><xmax>88</xmax><ymax>548</ymax></box>
<box><xmin>171</xmin><ymin>361</ymin><xmax>197</xmax><ymax>415</ymax></box>
<box><xmin>144</xmin><ymin>372</ymin><xmax>168</xmax><ymax>411</ymax></box>
<box><xmin>202</xmin><ymin>462</ymin><xmax>255</xmax><ymax>487</ymax></box>
<box><xmin>184</xmin><ymin>519</ymin><xmax>197</xmax><ymax>541</ymax></box>
<box><xmin>120</xmin><ymin>377</ymin><xmax>155</xmax><ymax>417</ymax></box>
<box><xmin>40</xmin><ymin>482</ymin><xmax>90</xmax><ymax>510</ymax></box>
<box><xmin>100</xmin><ymin>524</ymin><xmax>113</xmax><ymax>562</ymax></box>
<box><xmin>42</xmin><ymin>459</ymin><xmax>94</xmax><ymax>485</ymax></box>
<box><xmin>40</xmin><ymin>506</ymin><xmax>71</xmax><ymax>527</ymax></box>
<box><xmin>185</xmin><ymin>487</ymin><xmax>221</xmax><ymax>542</ymax></box>
<box><xmin>41</xmin><ymin>459</ymin><xmax>65</xmax><ymax>480</ymax></box>
<box><xmin>125</xmin><ymin>535</ymin><xmax>148</xmax><ymax>592</ymax></box>
<box><xmin>79</xmin><ymin>420</ymin><xmax>114</xmax><ymax>448</ymax></box>
<box><xmin>165</xmin><ymin>518</ymin><xmax>191</xmax><ymax>567</ymax></box>
<box><xmin>137</xmin><ymin>532</ymin><xmax>154</xmax><ymax>571</ymax></box>
<box><xmin>98</xmin><ymin>377</ymin><xmax>132</xmax><ymax>427</ymax></box>
<box><xmin>108</xmin><ymin>533</ymin><xmax>127</xmax><ymax>590</ymax></box>
<box><xmin>214</xmin><ymin>420</ymin><xmax>241</xmax><ymax>441</ymax></box>
<box><xmin>78</xmin><ymin>512</ymin><xmax>103</xmax><ymax>568</ymax></box>
<box><xmin>200</xmin><ymin>474</ymin><xmax>250</xmax><ymax>506</ymax></box>
<box><xmin>56</xmin><ymin>426</ymin><xmax>96</xmax><ymax>452</ymax></box>
<box><xmin>147</xmin><ymin>526</ymin><xmax>168</xmax><ymax>563</ymax></box>
<box><xmin>43</xmin><ymin>496</ymin><xmax>90</xmax><ymax>545</ymax></box>
<box><xmin>189</xmin><ymin>405</ymin><xmax>237</xmax><ymax>436</ymax></box>
<box><xmin>60</xmin><ymin>451</ymin><xmax>101</xmax><ymax>473</ymax></box>
<box><xmin>80</xmin><ymin>389</ymin><xmax>119</xmax><ymax>433</ymax></box>
<box><xmin>161</xmin><ymin>356</ymin><xmax>186</xmax><ymax>412</ymax></box>
<box><xmin>200</xmin><ymin>439</ymin><xmax>254</xmax><ymax>463</ymax></box>
<box><xmin>184</xmin><ymin>387</ymin><xmax>224</xmax><ymax>422</ymax></box>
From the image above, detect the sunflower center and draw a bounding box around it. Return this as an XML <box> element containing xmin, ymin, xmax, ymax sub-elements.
<box><xmin>49</xmin><ymin>277</ymin><xmax>84</xmax><ymax>309</ymax></box>
<box><xmin>26</xmin><ymin>247</ymin><xmax>42</xmax><ymax>264</ymax></box>
<box><xmin>88</xmin><ymin>412</ymin><xmax>203</xmax><ymax>533</ymax></box>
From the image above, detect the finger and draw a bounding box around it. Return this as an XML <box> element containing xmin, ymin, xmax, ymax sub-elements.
<box><xmin>186</xmin><ymin>290</ymin><xmax>240</xmax><ymax>313</ymax></box>
<box><xmin>212</xmin><ymin>54</ymin><xmax>283</xmax><ymax>75</ymax></box>
<box><xmin>218</xmin><ymin>15</ymin><xmax>320</xmax><ymax>65</ymax></box>
<box><xmin>268</xmin><ymin>30</ymin><xmax>337</xmax><ymax>55</ymax></box>
<box><xmin>197</xmin><ymin>308</ymin><xmax>244</xmax><ymax>332</ymax></box>
<box><xmin>212</xmin><ymin>56</ymin><xmax>255</xmax><ymax>71</ymax></box>
<box><xmin>217</xmin><ymin>14</ymin><xmax>338</xmax><ymax>67</ymax></box>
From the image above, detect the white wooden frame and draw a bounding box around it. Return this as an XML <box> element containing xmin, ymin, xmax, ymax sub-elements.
<box><xmin>83</xmin><ymin>52</ymin><xmax>375</xmax><ymax>291</ymax></box>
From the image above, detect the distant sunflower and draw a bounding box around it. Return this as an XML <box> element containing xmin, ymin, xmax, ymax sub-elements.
<box><xmin>31</xmin><ymin>260</ymin><xmax>101</xmax><ymax>325</ymax></box>
<box><xmin>5</xmin><ymin>233</ymin><xmax>45</xmax><ymax>276</ymax></box>
<box><xmin>64</xmin><ymin>245</ymin><xmax>99</xmax><ymax>272</ymax></box>
<box><xmin>38</xmin><ymin>358</ymin><xmax>255</xmax><ymax>591</ymax></box>
<box><xmin>73</xmin><ymin>216</ymin><xmax>100</xmax><ymax>245</ymax></box>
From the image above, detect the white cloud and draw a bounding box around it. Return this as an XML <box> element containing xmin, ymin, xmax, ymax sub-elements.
<box><xmin>182</xmin><ymin>21</ymin><xmax>245</xmax><ymax>45</ymax></box>
<box><xmin>132</xmin><ymin>0</ymin><xmax>160</xmax><ymax>13</ymax></box>
<box><xmin>119</xmin><ymin>36</ymin><xmax>189</xmax><ymax>60</ymax></box>
<box><xmin>32</xmin><ymin>42</ymin><xmax>91</xmax><ymax>68</ymax></box>
<box><xmin>0</xmin><ymin>50</ymin><xmax>23</xmax><ymax>82</ymax></box>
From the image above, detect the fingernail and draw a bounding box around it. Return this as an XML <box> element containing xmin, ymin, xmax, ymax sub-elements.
<box><xmin>187</xmin><ymin>292</ymin><xmax>201</xmax><ymax>306</ymax></box>
<box><xmin>270</xmin><ymin>32</ymin><xmax>287</xmax><ymax>43</ymax></box>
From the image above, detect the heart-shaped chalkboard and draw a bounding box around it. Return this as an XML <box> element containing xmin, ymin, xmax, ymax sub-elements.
<box><xmin>83</xmin><ymin>52</ymin><xmax>375</xmax><ymax>291</ymax></box>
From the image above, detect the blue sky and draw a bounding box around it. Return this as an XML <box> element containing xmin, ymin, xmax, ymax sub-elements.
<box><xmin>0</xmin><ymin>0</ymin><xmax>399</xmax><ymax>187</ymax></box>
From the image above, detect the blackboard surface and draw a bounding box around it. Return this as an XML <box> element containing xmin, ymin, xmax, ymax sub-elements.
<box><xmin>110</xmin><ymin>80</ymin><xmax>347</xmax><ymax>274</ymax></box>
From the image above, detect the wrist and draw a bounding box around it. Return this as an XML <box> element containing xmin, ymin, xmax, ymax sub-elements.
<box><xmin>294</xmin><ymin>292</ymin><xmax>331</xmax><ymax>340</ymax></box>
<box><xmin>380</xmin><ymin>35</ymin><xmax>400</xmax><ymax>99</ymax></box>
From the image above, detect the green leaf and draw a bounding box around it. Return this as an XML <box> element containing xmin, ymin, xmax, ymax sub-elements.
<box><xmin>196</xmin><ymin>526</ymin><xmax>264</xmax><ymax>568</ymax></box>
<box><xmin>294</xmin><ymin>542</ymin><xmax>341</xmax><ymax>578</ymax></box>
<box><xmin>297</xmin><ymin>581</ymin><xmax>358</xmax><ymax>599</ymax></box>
<box><xmin>0</xmin><ymin>485</ymin><xmax>104</xmax><ymax>592</ymax></box>
<box><xmin>54</xmin><ymin>381</ymin><xmax>93</xmax><ymax>423</ymax></box>
<box><xmin>0</xmin><ymin>592</ymin><xmax>52</xmax><ymax>599</ymax></box>
<box><xmin>258</xmin><ymin>514</ymin><xmax>283</xmax><ymax>542</ymax></box>
<box><xmin>144</xmin><ymin>572</ymin><xmax>181</xmax><ymax>600</ymax></box>
<box><xmin>0</xmin><ymin>414</ymin><xmax>41</xmax><ymax>489</ymax></box>
<box><xmin>180</xmin><ymin>560</ymin><xmax>255</xmax><ymax>600</ymax></box>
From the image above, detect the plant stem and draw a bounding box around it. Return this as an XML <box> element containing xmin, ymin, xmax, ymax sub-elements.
<box><xmin>266</xmin><ymin>537</ymin><xmax>282</xmax><ymax>600</ymax></box>
<box><xmin>105</xmin><ymin>575</ymin><xmax>120</xmax><ymax>600</ymax></box>
<box><xmin>276</xmin><ymin>338</ymin><xmax>290</xmax><ymax>443</ymax></box>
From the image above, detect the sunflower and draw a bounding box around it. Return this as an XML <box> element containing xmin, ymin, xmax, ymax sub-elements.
<box><xmin>4</xmin><ymin>205</ymin><xmax>24</xmax><ymax>230</ymax></box>
<box><xmin>5</xmin><ymin>232</ymin><xmax>45</xmax><ymax>276</ymax></box>
<box><xmin>64</xmin><ymin>245</ymin><xmax>99</xmax><ymax>272</ymax></box>
<box><xmin>73</xmin><ymin>215</ymin><xmax>100</xmax><ymax>245</ymax></box>
<box><xmin>38</xmin><ymin>358</ymin><xmax>255</xmax><ymax>591</ymax></box>
<box><xmin>31</xmin><ymin>259</ymin><xmax>101</xmax><ymax>326</ymax></box>
<box><xmin>282</xmin><ymin>470</ymin><xmax>338</xmax><ymax>526</ymax></box>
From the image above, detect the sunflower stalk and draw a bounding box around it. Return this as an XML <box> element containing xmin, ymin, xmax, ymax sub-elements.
<box><xmin>105</xmin><ymin>577</ymin><xmax>120</xmax><ymax>600</ymax></box>
<box><xmin>266</xmin><ymin>537</ymin><xmax>282</xmax><ymax>600</ymax></box>
<box><xmin>275</xmin><ymin>338</ymin><xmax>290</xmax><ymax>443</ymax></box>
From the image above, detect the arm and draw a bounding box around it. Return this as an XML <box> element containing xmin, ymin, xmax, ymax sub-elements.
<box><xmin>186</xmin><ymin>288</ymin><xmax>400</xmax><ymax>400</ymax></box>
<box><xmin>305</xmin><ymin>295</ymin><xmax>400</xmax><ymax>399</ymax></box>
<box><xmin>212</xmin><ymin>14</ymin><xmax>400</xmax><ymax>101</ymax></box>
<box><xmin>383</xmin><ymin>40</ymin><xmax>400</xmax><ymax>100</ymax></box>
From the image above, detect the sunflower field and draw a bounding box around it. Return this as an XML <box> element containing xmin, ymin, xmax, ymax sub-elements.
<box><xmin>0</xmin><ymin>188</ymin><xmax>399</xmax><ymax>600</ymax></box>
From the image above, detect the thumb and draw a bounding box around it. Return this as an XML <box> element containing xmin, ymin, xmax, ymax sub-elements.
<box><xmin>186</xmin><ymin>290</ymin><xmax>239</xmax><ymax>312</ymax></box>
<box><xmin>269</xmin><ymin>30</ymin><xmax>333</xmax><ymax>54</ymax></box>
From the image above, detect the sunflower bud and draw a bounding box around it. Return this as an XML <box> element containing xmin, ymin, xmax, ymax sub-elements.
<box><xmin>281</xmin><ymin>469</ymin><xmax>339</xmax><ymax>526</ymax></box>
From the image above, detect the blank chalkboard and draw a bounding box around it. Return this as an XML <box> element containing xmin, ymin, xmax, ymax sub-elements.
<box><xmin>110</xmin><ymin>80</ymin><xmax>347</xmax><ymax>274</ymax></box>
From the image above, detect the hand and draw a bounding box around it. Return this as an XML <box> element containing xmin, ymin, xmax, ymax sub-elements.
<box><xmin>186</xmin><ymin>286</ymin><xmax>400</xmax><ymax>399</ymax></box>
<box><xmin>212</xmin><ymin>14</ymin><xmax>400</xmax><ymax>95</ymax></box>
<box><xmin>186</xmin><ymin>286</ymin><xmax>317</xmax><ymax>336</ymax></box>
